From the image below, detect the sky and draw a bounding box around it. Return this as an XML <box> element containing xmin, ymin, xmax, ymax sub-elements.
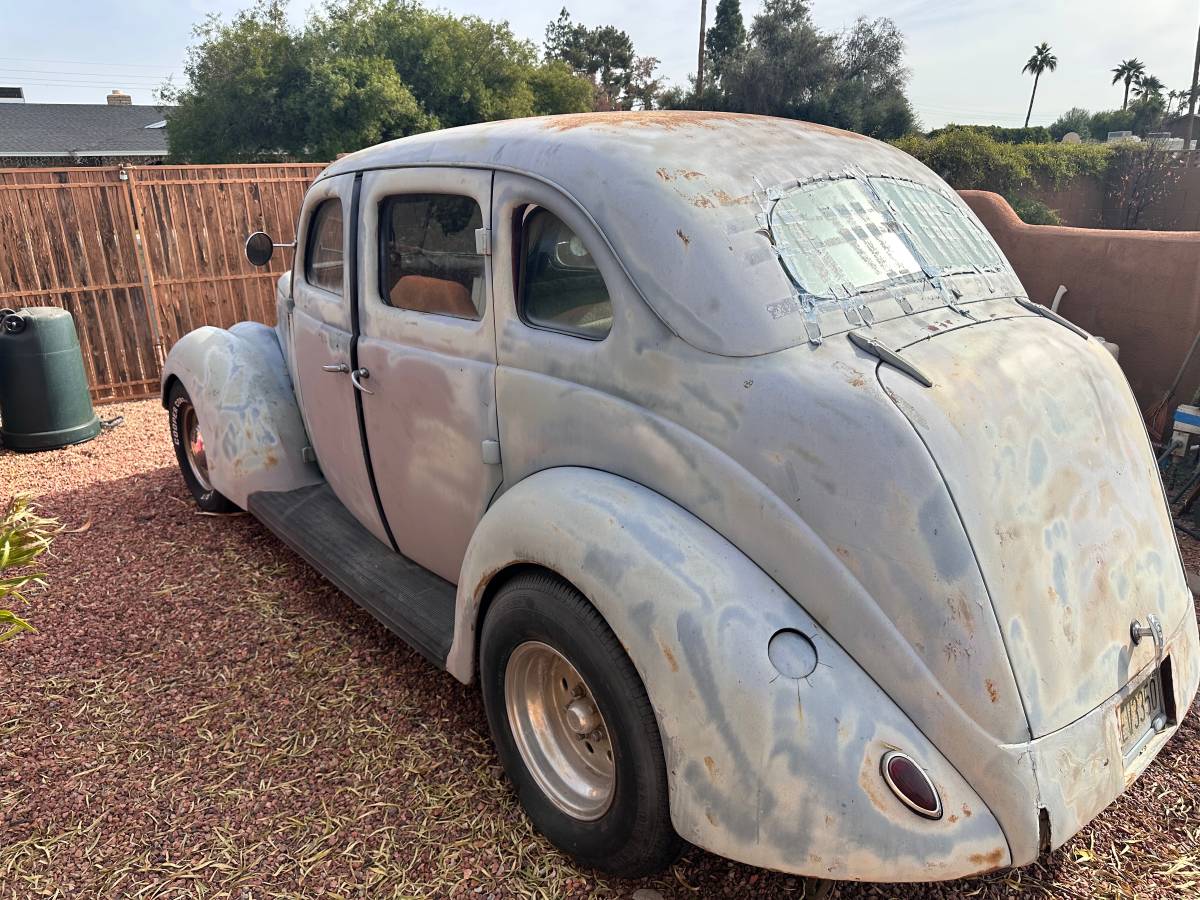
<box><xmin>1</xmin><ymin>0</ymin><xmax>1197</xmax><ymax>130</ymax></box>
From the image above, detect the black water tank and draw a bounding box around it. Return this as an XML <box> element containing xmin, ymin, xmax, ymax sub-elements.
<box><xmin>0</xmin><ymin>307</ymin><xmax>101</xmax><ymax>451</ymax></box>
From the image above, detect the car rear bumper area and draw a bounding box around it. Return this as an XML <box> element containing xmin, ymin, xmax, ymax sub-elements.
<box><xmin>1012</xmin><ymin>607</ymin><xmax>1200</xmax><ymax>858</ymax></box>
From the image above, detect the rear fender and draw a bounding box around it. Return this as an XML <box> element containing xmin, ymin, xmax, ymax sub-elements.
<box><xmin>452</xmin><ymin>467</ymin><xmax>1010</xmax><ymax>880</ymax></box>
<box><xmin>161</xmin><ymin>323</ymin><xmax>321</xmax><ymax>507</ymax></box>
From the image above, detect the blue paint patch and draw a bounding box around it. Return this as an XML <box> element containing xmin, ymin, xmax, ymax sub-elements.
<box><xmin>1052</xmin><ymin>552</ymin><xmax>1068</xmax><ymax>605</ymax></box>
<box><xmin>1028</xmin><ymin>440</ymin><xmax>1048</xmax><ymax>487</ymax></box>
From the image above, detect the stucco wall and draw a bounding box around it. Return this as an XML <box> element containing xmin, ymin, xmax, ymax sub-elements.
<box><xmin>1019</xmin><ymin>159</ymin><xmax>1200</xmax><ymax>231</ymax></box>
<box><xmin>961</xmin><ymin>190</ymin><xmax>1200</xmax><ymax>412</ymax></box>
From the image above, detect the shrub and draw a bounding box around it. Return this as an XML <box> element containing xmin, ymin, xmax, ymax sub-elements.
<box><xmin>1006</xmin><ymin>196</ymin><xmax>1061</xmax><ymax>225</ymax></box>
<box><xmin>893</xmin><ymin>127</ymin><xmax>1113</xmax><ymax>194</ymax></box>
<box><xmin>0</xmin><ymin>494</ymin><xmax>59</xmax><ymax>643</ymax></box>
<box><xmin>1049</xmin><ymin>107</ymin><xmax>1092</xmax><ymax>141</ymax></box>
<box><xmin>927</xmin><ymin>123</ymin><xmax>1053</xmax><ymax>144</ymax></box>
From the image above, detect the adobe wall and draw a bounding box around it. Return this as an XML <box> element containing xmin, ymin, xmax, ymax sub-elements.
<box><xmin>961</xmin><ymin>190</ymin><xmax>1200</xmax><ymax>413</ymax></box>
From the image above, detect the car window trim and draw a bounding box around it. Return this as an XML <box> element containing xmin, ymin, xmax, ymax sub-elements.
<box><xmin>375</xmin><ymin>191</ymin><xmax>486</xmax><ymax>323</ymax></box>
<box><xmin>515</xmin><ymin>204</ymin><xmax>612</xmax><ymax>343</ymax></box>
<box><xmin>304</xmin><ymin>196</ymin><xmax>348</xmax><ymax>296</ymax></box>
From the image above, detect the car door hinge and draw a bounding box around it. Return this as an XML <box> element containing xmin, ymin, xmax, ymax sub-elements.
<box><xmin>474</xmin><ymin>227</ymin><xmax>491</xmax><ymax>257</ymax></box>
<box><xmin>481</xmin><ymin>439</ymin><xmax>501</xmax><ymax>465</ymax></box>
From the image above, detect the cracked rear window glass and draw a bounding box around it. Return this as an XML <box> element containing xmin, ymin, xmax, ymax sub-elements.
<box><xmin>769</xmin><ymin>178</ymin><xmax>922</xmax><ymax>300</ymax></box>
<box><xmin>871</xmin><ymin>179</ymin><xmax>1004</xmax><ymax>275</ymax></box>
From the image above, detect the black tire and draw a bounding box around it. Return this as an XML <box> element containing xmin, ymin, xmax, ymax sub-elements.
<box><xmin>479</xmin><ymin>571</ymin><xmax>682</xmax><ymax>877</ymax></box>
<box><xmin>167</xmin><ymin>381</ymin><xmax>237</xmax><ymax>513</ymax></box>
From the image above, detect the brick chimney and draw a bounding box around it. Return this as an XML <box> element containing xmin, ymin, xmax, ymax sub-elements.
<box><xmin>107</xmin><ymin>89</ymin><xmax>132</xmax><ymax>106</ymax></box>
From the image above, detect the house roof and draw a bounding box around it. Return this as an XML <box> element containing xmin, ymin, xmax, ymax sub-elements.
<box><xmin>0</xmin><ymin>102</ymin><xmax>170</xmax><ymax>157</ymax></box>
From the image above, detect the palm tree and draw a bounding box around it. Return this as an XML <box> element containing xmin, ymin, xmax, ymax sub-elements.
<box><xmin>1022</xmin><ymin>42</ymin><xmax>1058</xmax><ymax>128</ymax></box>
<box><xmin>1134</xmin><ymin>74</ymin><xmax>1165</xmax><ymax>103</ymax></box>
<box><xmin>1112</xmin><ymin>58</ymin><xmax>1146</xmax><ymax>110</ymax></box>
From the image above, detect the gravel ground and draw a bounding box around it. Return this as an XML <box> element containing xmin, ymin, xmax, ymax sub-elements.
<box><xmin>2</xmin><ymin>398</ymin><xmax>1198</xmax><ymax>899</ymax></box>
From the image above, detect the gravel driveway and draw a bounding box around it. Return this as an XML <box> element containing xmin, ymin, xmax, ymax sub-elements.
<box><xmin>2</xmin><ymin>398</ymin><xmax>1198</xmax><ymax>899</ymax></box>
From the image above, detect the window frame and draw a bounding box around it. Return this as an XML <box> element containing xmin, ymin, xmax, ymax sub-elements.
<box><xmin>303</xmin><ymin>197</ymin><xmax>345</xmax><ymax>296</ymax></box>
<box><xmin>375</xmin><ymin>191</ymin><xmax>487</xmax><ymax>322</ymax></box>
<box><xmin>515</xmin><ymin>204</ymin><xmax>613</xmax><ymax>342</ymax></box>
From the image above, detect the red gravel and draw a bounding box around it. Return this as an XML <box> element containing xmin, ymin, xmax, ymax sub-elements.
<box><xmin>2</xmin><ymin>398</ymin><xmax>1197</xmax><ymax>898</ymax></box>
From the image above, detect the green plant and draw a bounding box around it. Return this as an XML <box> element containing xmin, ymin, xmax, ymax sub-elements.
<box><xmin>0</xmin><ymin>494</ymin><xmax>60</xmax><ymax>643</ymax></box>
<box><xmin>1007</xmin><ymin>196</ymin><xmax>1061</xmax><ymax>225</ymax></box>
<box><xmin>893</xmin><ymin>127</ymin><xmax>1113</xmax><ymax>196</ymax></box>
<box><xmin>1021</xmin><ymin>42</ymin><xmax>1057</xmax><ymax>128</ymax></box>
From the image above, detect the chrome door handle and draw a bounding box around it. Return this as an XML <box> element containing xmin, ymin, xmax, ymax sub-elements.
<box><xmin>322</xmin><ymin>363</ymin><xmax>349</xmax><ymax>373</ymax></box>
<box><xmin>350</xmin><ymin>367</ymin><xmax>374</xmax><ymax>395</ymax></box>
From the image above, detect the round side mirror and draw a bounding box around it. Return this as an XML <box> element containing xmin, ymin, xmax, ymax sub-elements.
<box><xmin>245</xmin><ymin>231</ymin><xmax>275</xmax><ymax>267</ymax></box>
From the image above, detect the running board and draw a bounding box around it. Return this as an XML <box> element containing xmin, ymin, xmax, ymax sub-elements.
<box><xmin>247</xmin><ymin>483</ymin><xmax>456</xmax><ymax>667</ymax></box>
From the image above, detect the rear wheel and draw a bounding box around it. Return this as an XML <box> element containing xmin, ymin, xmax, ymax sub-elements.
<box><xmin>167</xmin><ymin>381</ymin><xmax>236</xmax><ymax>513</ymax></box>
<box><xmin>479</xmin><ymin>572</ymin><xmax>682</xmax><ymax>877</ymax></box>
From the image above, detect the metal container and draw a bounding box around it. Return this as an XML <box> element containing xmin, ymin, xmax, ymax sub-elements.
<box><xmin>0</xmin><ymin>306</ymin><xmax>101</xmax><ymax>451</ymax></box>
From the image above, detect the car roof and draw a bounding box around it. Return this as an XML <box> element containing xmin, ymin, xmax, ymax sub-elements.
<box><xmin>320</xmin><ymin>112</ymin><xmax>948</xmax><ymax>356</ymax></box>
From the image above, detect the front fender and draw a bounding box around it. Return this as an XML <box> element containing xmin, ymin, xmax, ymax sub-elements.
<box><xmin>452</xmin><ymin>467</ymin><xmax>1009</xmax><ymax>881</ymax></box>
<box><xmin>161</xmin><ymin>323</ymin><xmax>321</xmax><ymax>507</ymax></box>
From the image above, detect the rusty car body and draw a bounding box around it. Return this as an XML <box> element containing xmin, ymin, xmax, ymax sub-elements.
<box><xmin>161</xmin><ymin>112</ymin><xmax>1199</xmax><ymax>882</ymax></box>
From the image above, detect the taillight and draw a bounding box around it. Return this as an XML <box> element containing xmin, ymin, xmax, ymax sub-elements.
<box><xmin>880</xmin><ymin>750</ymin><xmax>942</xmax><ymax>820</ymax></box>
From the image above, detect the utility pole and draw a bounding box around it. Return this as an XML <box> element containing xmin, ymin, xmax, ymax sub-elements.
<box><xmin>1188</xmin><ymin>16</ymin><xmax>1200</xmax><ymax>148</ymax></box>
<box><xmin>696</xmin><ymin>0</ymin><xmax>708</xmax><ymax>98</ymax></box>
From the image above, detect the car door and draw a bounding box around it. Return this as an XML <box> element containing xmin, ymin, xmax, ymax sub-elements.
<box><xmin>290</xmin><ymin>173</ymin><xmax>388</xmax><ymax>545</ymax></box>
<box><xmin>355</xmin><ymin>167</ymin><xmax>501</xmax><ymax>583</ymax></box>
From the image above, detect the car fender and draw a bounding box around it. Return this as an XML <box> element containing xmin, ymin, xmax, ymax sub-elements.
<box><xmin>451</xmin><ymin>467</ymin><xmax>1009</xmax><ymax>880</ymax></box>
<box><xmin>161</xmin><ymin>323</ymin><xmax>321</xmax><ymax>507</ymax></box>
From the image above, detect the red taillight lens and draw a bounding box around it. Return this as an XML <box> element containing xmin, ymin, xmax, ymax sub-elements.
<box><xmin>881</xmin><ymin>751</ymin><xmax>942</xmax><ymax>820</ymax></box>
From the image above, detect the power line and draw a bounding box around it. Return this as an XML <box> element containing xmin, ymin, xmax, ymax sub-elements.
<box><xmin>0</xmin><ymin>67</ymin><xmax>174</xmax><ymax>82</ymax></box>
<box><xmin>0</xmin><ymin>54</ymin><xmax>179</xmax><ymax>70</ymax></box>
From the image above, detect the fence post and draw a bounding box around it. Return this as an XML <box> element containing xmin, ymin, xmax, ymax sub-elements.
<box><xmin>122</xmin><ymin>165</ymin><xmax>167</xmax><ymax>367</ymax></box>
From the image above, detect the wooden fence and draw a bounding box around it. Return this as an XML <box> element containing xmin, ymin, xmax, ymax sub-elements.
<box><xmin>0</xmin><ymin>163</ymin><xmax>325</xmax><ymax>402</ymax></box>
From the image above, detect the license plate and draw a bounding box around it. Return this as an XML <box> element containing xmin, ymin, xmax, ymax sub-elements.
<box><xmin>1118</xmin><ymin>668</ymin><xmax>1165</xmax><ymax>757</ymax></box>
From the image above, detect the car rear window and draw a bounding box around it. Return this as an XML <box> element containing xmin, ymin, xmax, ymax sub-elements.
<box><xmin>767</xmin><ymin>177</ymin><xmax>1003</xmax><ymax>301</ymax></box>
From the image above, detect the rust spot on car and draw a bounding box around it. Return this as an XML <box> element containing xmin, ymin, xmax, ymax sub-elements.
<box><xmin>659</xmin><ymin>639</ymin><xmax>680</xmax><ymax>673</ymax></box>
<box><xmin>858</xmin><ymin>755</ymin><xmax>892</xmax><ymax>814</ymax></box>
<box><xmin>948</xmin><ymin>813</ymin><xmax>959</xmax><ymax>823</ymax></box>
<box><xmin>712</xmin><ymin>189</ymin><xmax>751</xmax><ymax>206</ymax></box>
<box><xmin>962</xmin><ymin>803</ymin><xmax>973</xmax><ymax>818</ymax></box>
<box><xmin>968</xmin><ymin>848</ymin><xmax>1004</xmax><ymax>868</ymax></box>
<box><xmin>704</xmin><ymin>756</ymin><xmax>718</xmax><ymax>778</ymax></box>
<box><xmin>263</xmin><ymin>451</ymin><xmax>279</xmax><ymax>469</ymax></box>
<box><xmin>656</xmin><ymin>167</ymin><xmax>672</xmax><ymax>181</ymax></box>
<box><xmin>680</xmin><ymin>170</ymin><xmax>705</xmax><ymax>180</ymax></box>
<box><xmin>985</xmin><ymin>679</ymin><xmax>999</xmax><ymax>703</ymax></box>
<box><xmin>692</xmin><ymin>196</ymin><xmax>715</xmax><ymax>209</ymax></box>
<box><xmin>676</xmin><ymin>229</ymin><xmax>691</xmax><ymax>247</ymax></box>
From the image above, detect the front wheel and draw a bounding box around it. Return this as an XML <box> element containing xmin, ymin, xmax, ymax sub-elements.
<box><xmin>167</xmin><ymin>381</ymin><xmax>237</xmax><ymax>513</ymax></box>
<box><xmin>479</xmin><ymin>572</ymin><xmax>682</xmax><ymax>877</ymax></box>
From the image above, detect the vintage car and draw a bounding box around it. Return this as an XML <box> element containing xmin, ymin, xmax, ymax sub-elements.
<box><xmin>161</xmin><ymin>112</ymin><xmax>1199</xmax><ymax>882</ymax></box>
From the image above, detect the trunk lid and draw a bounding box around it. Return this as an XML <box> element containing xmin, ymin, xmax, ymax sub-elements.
<box><xmin>873</xmin><ymin>311</ymin><xmax>1189</xmax><ymax>736</ymax></box>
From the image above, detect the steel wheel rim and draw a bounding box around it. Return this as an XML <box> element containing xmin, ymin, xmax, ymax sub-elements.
<box><xmin>182</xmin><ymin>404</ymin><xmax>212</xmax><ymax>492</ymax></box>
<box><xmin>504</xmin><ymin>641</ymin><xmax>615</xmax><ymax>820</ymax></box>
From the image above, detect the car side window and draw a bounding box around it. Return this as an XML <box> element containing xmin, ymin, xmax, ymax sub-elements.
<box><xmin>519</xmin><ymin>208</ymin><xmax>612</xmax><ymax>340</ymax></box>
<box><xmin>379</xmin><ymin>194</ymin><xmax>485</xmax><ymax>320</ymax></box>
<box><xmin>304</xmin><ymin>199</ymin><xmax>344</xmax><ymax>294</ymax></box>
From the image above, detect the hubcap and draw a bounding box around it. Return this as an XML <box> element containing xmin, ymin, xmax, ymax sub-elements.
<box><xmin>182</xmin><ymin>404</ymin><xmax>212</xmax><ymax>492</ymax></box>
<box><xmin>504</xmin><ymin>641</ymin><xmax>615</xmax><ymax>820</ymax></box>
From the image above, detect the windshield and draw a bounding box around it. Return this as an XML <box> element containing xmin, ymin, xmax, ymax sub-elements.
<box><xmin>768</xmin><ymin>177</ymin><xmax>1004</xmax><ymax>301</ymax></box>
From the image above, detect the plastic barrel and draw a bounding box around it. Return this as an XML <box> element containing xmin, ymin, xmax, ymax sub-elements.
<box><xmin>0</xmin><ymin>307</ymin><xmax>101</xmax><ymax>452</ymax></box>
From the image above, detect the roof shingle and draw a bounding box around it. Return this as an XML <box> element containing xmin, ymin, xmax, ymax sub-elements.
<box><xmin>0</xmin><ymin>102</ymin><xmax>171</xmax><ymax>156</ymax></box>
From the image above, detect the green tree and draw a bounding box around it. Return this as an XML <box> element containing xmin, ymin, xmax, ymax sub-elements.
<box><xmin>1133</xmin><ymin>74</ymin><xmax>1165</xmax><ymax>103</ymax></box>
<box><xmin>719</xmin><ymin>0</ymin><xmax>839</xmax><ymax>121</ymax></box>
<box><xmin>1111</xmin><ymin>58</ymin><xmax>1146</xmax><ymax>110</ymax></box>
<box><xmin>826</xmin><ymin>17</ymin><xmax>914</xmax><ymax>138</ymax></box>
<box><xmin>1049</xmin><ymin>106</ymin><xmax>1092</xmax><ymax>140</ymax></box>
<box><xmin>705</xmin><ymin>0</ymin><xmax>746</xmax><ymax>84</ymax></box>
<box><xmin>1021</xmin><ymin>42</ymin><xmax>1057</xmax><ymax>128</ymax></box>
<box><xmin>543</xmin><ymin>9</ymin><xmax>642</xmax><ymax>109</ymax></box>
<box><xmin>166</xmin><ymin>0</ymin><xmax>593</xmax><ymax>163</ymax></box>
